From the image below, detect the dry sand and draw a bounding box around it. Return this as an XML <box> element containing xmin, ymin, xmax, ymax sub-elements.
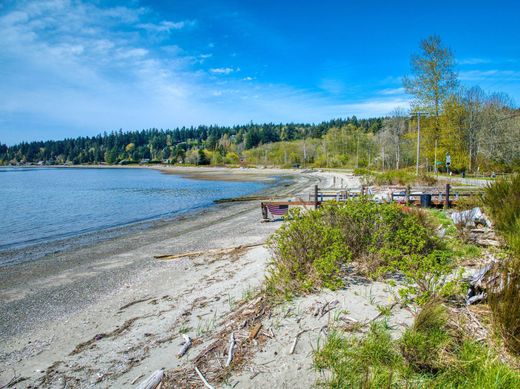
<box><xmin>0</xmin><ymin>168</ymin><xmax>412</xmax><ymax>388</ymax></box>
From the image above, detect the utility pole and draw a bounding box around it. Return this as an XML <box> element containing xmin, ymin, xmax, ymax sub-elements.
<box><xmin>411</xmin><ymin>111</ymin><xmax>428</xmax><ymax>176</ymax></box>
<box><xmin>434</xmin><ymin>139</ymin><xmax>438</xmax><ymax>176</ymax></box>
<box><xmin>356</xmin><ymin>131</ymin><xmax>360</xmax><ymax>169</ymax></box>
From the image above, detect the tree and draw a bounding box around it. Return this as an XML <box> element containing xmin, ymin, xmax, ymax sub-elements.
<box><xmin>403</xmin><ymin>35</ymin><xmax>458</xmax><ymax>134</ymax></box>
<box><xmin>381</xmin><ymin>108</ymin><xmax>408</xmax><ymax>169</ymax></box>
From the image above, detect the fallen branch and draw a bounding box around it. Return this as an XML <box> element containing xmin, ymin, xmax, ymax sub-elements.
<box><xmin>195</xmin><ymin>366</ymin><xmax>215</xmax><ymax>389</ymax></box>
<box><xmin>131</xmin><ymin>374</ymin><xmax>144</xmax><ymax>385</ymax></box>
<box><xmin>319</xmin><ymin>300</ymin><xmax>339</xmax><ymax>318</ymax></box>
<box><xmin>226</xmin><ymin>332</ymin><xmax>236</xmax><ymax>367</ymax></box>
<box><xmin>154</xmin><ymin>243</ymin><xmax>264</xmax><ymax>260</ymax></box>
<box><xmin>289</xmin><ymin>329</ymin><xmax>309</xmax><ymax>355</ymax></box>
<box><xmin>136</xmin><ymin>369</ymin><xmax>164</xmax><ymax>389</ymax></box>
<box><xmin>177</xmin><ymin>334</ymin><xmax>192</xmax><ymax>358</ymax></box>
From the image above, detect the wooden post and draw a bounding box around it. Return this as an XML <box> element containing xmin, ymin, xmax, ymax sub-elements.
<box><xmin>405</xmin><ymin>185</ymin><xmax>410</xmax><ymax>205</ymax></box>
<box><xmin>333</xmin><ymin>176</ymin><xmax>336</xmax><ymax>187</ymax></box>
<box><xmin>261</xmin><ymin>203</ymin><xmax>268</xmax><ymax>219</ymax></box>
<box><xmin>444</xmin><ymin>183</ymin><xmax>450</xmax><ymax>208</ymax></box>
<box><xmin>314</xmin><ymin>185</ymin><xmax>319</xmax><ymax>209</ymax></box>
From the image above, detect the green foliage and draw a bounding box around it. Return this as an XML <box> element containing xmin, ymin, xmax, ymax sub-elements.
<box><xmin>482</xmin><ymin>175</ymin><xmax>520</xmax><ymax>354</ymax></box>
<box><xmin>266</xmin><ymin>209</ymin><xmax>351</xmax><ymax>300</ymax></box>
<box><xmin>314</xmin><ymin>322</ymin><xmax>403</xmax><ymax>388</ymax></box>
<box><xmin>482</xmin><ymin>174</ymin><xmax>520</xmax><ymax>254</ymax></box>
<box><xmin>267</xmin><ymin>201</ymin><xmax>454</xmax><ymax>303</ymax></box>
<box><xmin>314</xmin><ymin>302</ymin><xmax>520</xmax><ymax>388</ymax></box>
<box><xmin>488</xmin><ymin>259</ymin><xmax>520</xmax><ymax>355</ymax></box>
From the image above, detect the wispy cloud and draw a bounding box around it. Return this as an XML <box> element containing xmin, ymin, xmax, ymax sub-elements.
<box><xmin>210</xmin><ymin>67</ymin><xmax>240</xmax><ymax>75</ymax></box>
<box><xmin>378</xmin><ymin>87</ymin><xmax>405</xmax><ymax>96</ymax></box>
<box><xmin>0</xmin><ymin>0</ymin><xmax>411</xmax><ymax>144</ymax></box>
<box><xmin>458</xmin><ymin>57</ymin><xmax>491</xmax><ymax>65</ymax></box>
<box><xmin>459</xmin><ymin>69</ymin><xmax>520</xmax><ymax>82</ymax></box>
<box><xmin>137</xmin><ymin>19</ymin><xmax>196</xmax><ymax>33</ymax></box>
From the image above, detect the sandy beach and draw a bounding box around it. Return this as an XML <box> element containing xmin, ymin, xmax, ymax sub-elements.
<box><xmin>0</xmin><ymin>167</ymin><xmax>411</xmax><ymax>388</ymax></box>
<box><xmin>0</xmin><ymin>167</ymin><xmax>311</xmax><ymax>386</ymax></box>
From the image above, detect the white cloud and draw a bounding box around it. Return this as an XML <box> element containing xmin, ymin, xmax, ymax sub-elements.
<box><xmin>137</xmin><ymin>19</ymin><xmax>196</xmax><ymax>33</ymax></box>
<box><xmin>459</xmin><ymin>69</ymin><xmax>520</xmax><ymax>82</ymax></box>
<box><xmin>210</xmin><ymin>67</ymin><xmax>239</xmax><ymax>75</ymax></box>
<box><xmin>458</xmin><ymin>57</ymin><xmax>491</xmax><ymax>65</ymax></box>
<box><xmin>0</xmin><ymin>0</ymin><xmax>414</xmax><ymax>144</ymax></box>
<box><xmin>378</xmin><ymin>87</ymin><xmax>405</xmax><ymax>96</ymax></box>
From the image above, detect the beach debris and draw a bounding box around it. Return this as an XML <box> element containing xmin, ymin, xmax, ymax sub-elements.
<box><xmin>119</xmin><ymin>297</ymin><xmax>154</xmax><ymax>311</ymax></box>
<box><xmin>154</xmin><ymin>242</ymin><xmax>264</xmax><ymax>261</ymax></box>
<box><xmin>177</xmin><ymin>334</ymin><xmax>192</xmax><ymax>358</ymax></box>
<box><xmin>226</xmin><ymin>332</ymin><xmax>236</xmax><ymax>367</ymax></box>
<box><xmin>451</xmin><ymin>207</ymin><xmax>490</xmax><ymax>228</ymax></box>
<box><xmin>248</xmin><ymin>323</ymin><xmax>262</xmax><ymax>340</ymax></box>
<box><xmin>195</xmin><ymin>366</ymin><xmax>215</xmax><ymax>389</ymax></box>
<box><xmin>136</xmin><ymin>369</ymin><xmax>164</xmax><ymax>389</ymax></box>
<box><xmin>131</xmin><ymin>374</ymin><xmax>145</xmax><ymax>385</ymax></box>
<box><xmin>466</xmin><ymin>261</ymin><xmax>503</xmax><ymax>305</ymax></box>
<box><xmin>289</xmin><ymin>329</ymin><xmax>310</xmax><ymax>355</ymax></box>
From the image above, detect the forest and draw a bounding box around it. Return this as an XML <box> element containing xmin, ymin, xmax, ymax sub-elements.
<box><xmin>1</xmin><ymin>35</ymin><xmax>519</xmax><ymax>173</ymax></box>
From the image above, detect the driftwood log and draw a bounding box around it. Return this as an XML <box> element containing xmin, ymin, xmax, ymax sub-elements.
<box><xmin>154</xmin><ymin>243</ymin><xmax>264</xmax><ymax>260</ymax></box>
<box><xmin>136</xmin><ymin>369</ymin><xmax>164</xmax><ymax>389</ymax></box>
<box><xmin>177</xmin><ymin>334</ymin><xmax>192</xmax><ymax>358</ymax></box>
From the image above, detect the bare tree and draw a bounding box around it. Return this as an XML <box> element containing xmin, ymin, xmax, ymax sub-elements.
<box><xmin>381</xmin><ymin>108</ymin><xmax>408</xmax><ymax>169</ymax></box>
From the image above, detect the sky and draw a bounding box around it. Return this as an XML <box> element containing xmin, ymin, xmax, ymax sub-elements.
<box><xmin>0</xmin><ymin>0</ymin><xmax>519</xmax><ymax>145</ymax></box>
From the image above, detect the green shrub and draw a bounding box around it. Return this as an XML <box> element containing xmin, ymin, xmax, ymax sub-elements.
<box><xmin>266</xmin><ymin>200</ymin><xmax>454</xmax><ymax>302</ymax></box>
<box><xmin>265</xmin><ymin>209</ymin><xmax>351</xmax><ymax>300</ymax></box>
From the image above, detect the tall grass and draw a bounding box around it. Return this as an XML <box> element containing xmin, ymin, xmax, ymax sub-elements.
<box><xmin>314</xmin><ymin>301</ymin><xmax>520</xmax><ymax>388</ymax></box>
<box><xmin>482</xmin><ymin>174</ymin><xmax>520</xmax><ymax>354</ymax></box>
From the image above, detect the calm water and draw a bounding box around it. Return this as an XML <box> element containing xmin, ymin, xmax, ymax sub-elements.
<box><xmin>0</xmin><ymin>167</ymin><xmax>266</xmax><ymax>252</ymax></box>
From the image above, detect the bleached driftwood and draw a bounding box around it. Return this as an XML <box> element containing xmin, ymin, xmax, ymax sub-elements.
<box><xmin>225</xmin><ymin>332</ymin><xmax>236</xmax><ymax>367</ymax></box>
<box><xmin>136</xmin><ymin>369</ymin><xmax>164</xmax><ymax>389</ymax></box>
<box><xmin>194</xmin><ymin>366</ymin><xmax>215</xmax><ymax>389</ymax></box>
<box><xmin>177</xmin><ymin>334</ymin><xmax>192</xmax><ymax>358</ymax></box>
<box><xmin>154</xmin><ymin>243</ymin><xmax>264</xmax><ymax>260</ymax></box>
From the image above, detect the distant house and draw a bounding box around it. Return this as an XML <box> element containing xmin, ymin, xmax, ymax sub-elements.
<box><xmin>140</xmin><ymin>159</ymin><xmax>150</xmax><ymax>164</ymax></box>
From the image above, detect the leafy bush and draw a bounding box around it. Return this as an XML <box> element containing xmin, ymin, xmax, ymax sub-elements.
<box><xmin>314</xmin><ymin>302</ymin><xmax>520</xmax><ymax>388</ymax></box>
<box><xmin>353</xmin><ymin>167</ymin><xmax>373</xmax><ymax>176</ymax></box>
<box><xmin>266</xmin><ymin>200</ymin><xmax>453</xmax><ymax>302</ymax></box>
<box><xmin>265</xmin><ymin>209</ymin><xmax>351</xmax><ymax>300</ymax></box>
<box><xmin>374</xmin><ymin>170</ymin><xmax>414</xmax><ymax>186</ymax></box>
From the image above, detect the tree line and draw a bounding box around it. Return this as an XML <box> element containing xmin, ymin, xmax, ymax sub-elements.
<box><xmin>246</xmin><ymin>35</ymin><xmax>520</xmax><ymax>173</ymax></box>
<box><xmin>0</xmin><ymin>118</ymin><xmax>382</xmax><ymax>166</ymax></box>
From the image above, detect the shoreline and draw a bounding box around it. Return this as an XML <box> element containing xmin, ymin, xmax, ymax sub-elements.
<box><xmin>0</xmin><ymin>167</ymin><xmax>294</xmax><ymax>266</ymax></box>
<box><xmin>0</xmin><ymin>167</ymin><xmax>315</xmax><ymax>340</ymax></box>
<box><xmin>0</xmin><ymin>169</ymin><xmax>350</xmax><ymax>388</ymax></box>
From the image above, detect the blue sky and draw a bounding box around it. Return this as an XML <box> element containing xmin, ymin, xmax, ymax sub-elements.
<box><xmin>0</xmin><ymin>0</ymin><xmax>519</xmax><ymax>144</ymax></box>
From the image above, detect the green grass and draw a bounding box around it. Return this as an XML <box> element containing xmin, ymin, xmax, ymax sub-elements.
<box><xmin>314</xmin><ymin>302</ymin><xmax>520</xmax><ymax>388</ymax></box>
